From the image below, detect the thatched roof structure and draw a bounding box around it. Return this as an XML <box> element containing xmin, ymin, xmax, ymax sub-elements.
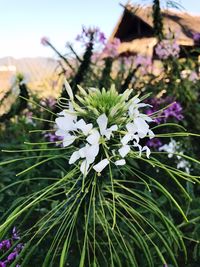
<box><xmin>110</xmin><ymin>4</ymin><xmax>200</xmax><ymax>56</ymax></box>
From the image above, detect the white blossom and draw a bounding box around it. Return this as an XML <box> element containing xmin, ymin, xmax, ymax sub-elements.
<box><xmin>55</xmin><ymin>89</ymin><xmax>154</xmax><ymax>175</ymax></box>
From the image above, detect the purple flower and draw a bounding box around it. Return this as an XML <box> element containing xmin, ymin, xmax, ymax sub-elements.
<box><xmin>40</xmin><ymin>97</ymin><xmax>56</xmax><ymax>108</ymax></box>
<box><xmin>44</xmin><ymin>132</ymin><xmax>63</xmax><ymax>144</ymax></box>
<box><xmin>0</xmin><ymin>240</ymin><xmax>11</xmax><ymax>250</ymax></box>
<box><xmin>134</xmin><ymin>55</ymin><xmax>152</xmax><ymax>75</ymax></box>
<box><xmin>193</xmin><ymin>32</ymin><xmax>200</xmax><ymax>43</ymax></box>
<box><xmin>7</xmin><ymin>252</ymin><xmax>18</xmax><ymax>262</ymax></box>
<box><xmin>146</xmin><ymin>138</ymin><xmax>162</xmax><ymax>149</ymax></box>
<box><xmin>40</xmin><ymin>36</ymin><xmax>50</xmax><ymax>46</ymax></box>
<box><xmin>145</xmin><ymin>97</ymin><xmax>184</xmax><ymax>125</ymax></box>
<box><xmin>102</xmin><ymin>38</ymin><xmax>121</xmax><ymax>58</ymax></box>
<box><xmin>155</xmin><ymin>38</ymin><xmax>180</xmax><ymax>59</ymax></box>
<box><xmin>163</xmin><ymin>102</ymin><xmax>183</xmax><ymax>121</ymax></box>
<box><xmin>0</xmin><ymin>227</ymin><xmax>23</xmax><ymax>266</ymax></box>
<box><xmin>188</xmin><ymin>71</ymin><xmax>198</xmax><ymax>82</ymax></box>
<box><xmin>14</xmin><ymin>243</ymin><xmax>24</xmax><ymax>252</ymax></box>
<box><xmin>98</xmin><ymin>32</ymin><xmax>106</xmax><ymax>44</ymax></box>
<box><xmin>75</xmin><ymin>26</ymin><xmax>106</xmax><ymax>46</ymax></box>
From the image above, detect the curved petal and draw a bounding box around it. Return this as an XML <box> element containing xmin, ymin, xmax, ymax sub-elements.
<box><xmin>115</xmin><ymin>159</ymin><xmax>126</xmax><ymax>166</ymax></box>
<box><xmin>76</xmin><ymin>119</ymin><xmax>93</xmax><ymax>135</ymax></box>
<box><xmin>55</xmin><ymin>116</ymin><xmax>76</xmax><ymax>132</ymax></box>
<box><xmin>134</xmin><ymin>117</ymin><xmax>149</xmax><ymax>138</ymax></box>
<box><xmin>93</xmin><ymin>158</ymin><xmax>109</xmax><ymax>173</ymax></box>
<box><xmin>119</xmin><ymin>145</ymin><xmax>130</xmax><ymax>158</ymax></box>
<box><xmin>126</xmin><ymin>123</ymin><xmax>137</xmax><ymax>134</ymax></box>
<box><xmin>142</xmin><ymin>146</ymin><xmax>151</xmax><ymax>158</ymax></box>
<box><xmin>80</xmin><ymin>160</ymin><xmax>90</xmax><ymax>175</ymax></box>
<box><xmin>69</xmin><ymin>151</ymin><xmax>80</xmax><ymax>164</ymax></box>
<box><xmin>64</xmin><ymin>80</ymin><xmax>74</xmax><ymax>100</ymax></box>
<box><xmin>148</xmin><ymin>129</ymin><xmax>155</xmax><ymax>139</ymax></box>
<box><xmin>86</xmin><ymin>130</ymin><xmax>100</xmax><ymax>145</ymax></box>
<box><xmin>97</xmin><ymin>114</ymin><xmax>108</xmax><ymax>136</ymax></box>
<box><xmin>121</xmin><ymin>133</ymin><xmax>133</xmax><ymax>145</ymax></box>
<box><xmin>105</xmin><ymin>125</ymin><xmax>118</xmax><ymax>140</ymax></box>
<box><xmin>86</xmin><ymin>144</ymin><xmax>99</xmax><ymax>163</ymax></box>
<box><xmin>63</xmin><ymin>134</ymin><xmax>76</xmax><ymax>147</ymax></box>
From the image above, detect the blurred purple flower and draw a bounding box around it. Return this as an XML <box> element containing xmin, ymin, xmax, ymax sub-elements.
<box><xmin>76</xmin><ymin>26</ymin><xmax>106</xmax><ymax>46</ymax></box>
<box><xmin>44</xmin><ymin>132</ymin><xmax>63</xmax><ymax>144</ymax></box>
<box><xmin>193</xmin><ymin>32</ymin><xmax>200</xmax><ymax>43</ymax></box>
<box><xmin>0</xmin><ymin>228</ymin><xmax>23</xmax><ymax>266</ymax></box>
<box><xmin>188</xmin><ymin>71</ymin><xmax>198</xmax><ymax>82</ymax></box>
<box><xmin>0</xmin><ymin>240</ymin><xmax>11</xmax><ymax>250</ymax></box>
<box><xmin>134</xmin><ymin>55</ymin><xmax>152</xmax><ymax>75</ymax></box>
<box><xmin>155</xmin><ymin>38</ymin><xmax>180</xmax><ymax>59</ymax></box>
<box><xmin>41</xmin><ymin>36</ymin><xmax>50</xmax><ymax>46</ymax></box>
<box><xmin>163</xmin><ymin>102</ymin><xmax>183</xmax><ymax>121</ymax></box>
<box><xmin>7</xmin><ymin>252</ymin><xmax>18</xmax><ymax>262</ymax></box>
<box><xmin>146</xmin><ymin>97</ymin><xmax>184</xmax><ymax>124</ymax></box>
<box><xmin>102</xmin><ymin>38</ymin><xmax>121</xmax><ymax>58</ymax></box>
<box><xmin>40</xmin><ymin>97</ymin><xmax>56</xmax><ymax>108</ymax></box>
<box><xmin>146</xmin><ymin>138</ymin><xmax>162</xmax><ymax>148</ymax></box>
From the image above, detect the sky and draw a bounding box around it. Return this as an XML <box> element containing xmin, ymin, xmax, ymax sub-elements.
<box><xmin>0</xmin><ymin>0</ymin><xmax>200</xmax><ymax>58</ymax></box>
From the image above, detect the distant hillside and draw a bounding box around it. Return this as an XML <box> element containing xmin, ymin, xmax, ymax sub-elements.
<box><xmin>0</xmin><ymin>57</ymin><xmax>63</xmax><ymax>99</ymax></box>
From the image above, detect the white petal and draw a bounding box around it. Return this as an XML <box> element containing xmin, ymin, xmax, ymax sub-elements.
<box><xmin>141</xmin><ymin>114</ymin><xmax>153</xmax><ymax>122</ymax></box>
<box><xmin>119</xmin><ymin>145</ymin><xmax>130</xmax><ymax>158</ymax></box>
<box><xmin>86</xmin><ymin>144</ymin><xmax>99</xmax><ymax>163</ymax></box>
<box><xmin>128</xmin><ymin>105</ymin><xmax>139</xmax><ymax>118</ymax></box>
<box><xmin>55</xmin><ymin>129</ymin><xmax>66</xmax><ymax>137</ymax></box>
<box><xmin>69</xmin><ymin>151</ymin><xmax>80</xmax><ymax>164</ymax></box>
<box><xmin>86</xmin><ymin>130</ymin><xmax>100</xmax><ymax>145</ymax></box>
<box><xmin>76</xmin><ymin>119</ymin><xmax>93</xmax><ymax>135</ymax></box>
<box><xmin>80</xmin><ymin>160</ymin><xmax>90</xmax><ymax>175</ymax></box>
<box><xmin>134</xmin><ymin>117</ymin><xmax>149</xmax><ymax>138</ymax></box>
<box><xmin>93</xmin><ymin>158</ymin><xmax>109</xmax><ymax>173</ymax></box>
<box><xmin>142</xmin><ymin>146</ymin><xmax>151</xmax><ymax>158</ymax></box>
<box><xmin>79</xmin><ymin>144</ymin><xmax>89</xmax><ymax>158</ymax></box>
<box><xmin>132</xmin><ymin>97</ymin><xmax>140</xmax><ymax>104</ymax></box>
<box><xmin>97</xmin><ymin>114</ymin><xmax>108</xmax><ymax>136</ymax></box>
<box><xmin>105</xmin><ymin>124</ymin><xmax>118</xmax><ymax>140</ymax></box>
<box><xmin>55</xmin><ymin>114</ymin><xmax>76</xmax><ymax>131</ymax></box>
<box><xmin>133</xmin><ymin>134</ymin><xmax>139</xmax><ymax>143</ymax></box>
<box><xmin>64</xmin><ymin>80</ymin><xmax>74</xmax><ymax>100</ymax></box>
<box><xmin>115</xmin><ymin>159</ymin><xmax>126</xmax><ymax>166</ymax></box>
<box><xmin>133</xmin><ymin>142</ymin><xmax>142</xmax><ymax>157</ymax></box>
<box><xmin>137</xmin><ymin>103</ymin><xmax>150</xmax><ymax>108</ymax></box>
<box><xmin>63</xmin><ymin>134</ymin><xmax>76</xmax><ymax>147</ymax></box>
<box><xmin>121</xmin><ymin>133</ymin><xmax>133</xmax><ymax>145</ymax></box>
<box><xmin>148</xmin><ymin>129</ymin><xmax>155</xmax><ymax>139</ymax></box>
<box><xmin>108</xmin><ymin>125</ymin><xmax>118</xmax><ymax>131</ymax></box>
<box><xmin>126</xmin><ymin>123</ymin><xmax>137</xmax><ymax>134</ymax></box>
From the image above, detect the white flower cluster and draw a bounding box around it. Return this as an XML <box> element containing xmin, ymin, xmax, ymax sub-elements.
<box><xmin>55</xmin><ymin>87</ymin><xmax>154</xmax><ymax>175</ymax></box>
<box><xmin>159</xmin><ymin>139</ymin><xmax>191</xmax><ymax>173</ymax></box>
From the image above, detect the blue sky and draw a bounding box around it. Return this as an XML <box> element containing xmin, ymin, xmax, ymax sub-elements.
<box><xmin>0</xmin><ymin>0</ymin><xmax>200</xmax><ymax>58</ymax></box>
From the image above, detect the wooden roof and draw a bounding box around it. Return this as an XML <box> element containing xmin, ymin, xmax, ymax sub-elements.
<box><xmin>110</xmin><ymin>4</ymin><xmax>200</xmax><ymax>56</ymax></box>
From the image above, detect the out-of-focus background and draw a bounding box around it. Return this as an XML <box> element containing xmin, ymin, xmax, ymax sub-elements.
<box><xmin>0</xmin><ymin>0</ymin><xmax>199</xmax><ymax>58</ymax></box>
<box><xmin>0</xmin><ymin>0</ymin><xmax>199</xmax><ymax>114</ymax></box>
